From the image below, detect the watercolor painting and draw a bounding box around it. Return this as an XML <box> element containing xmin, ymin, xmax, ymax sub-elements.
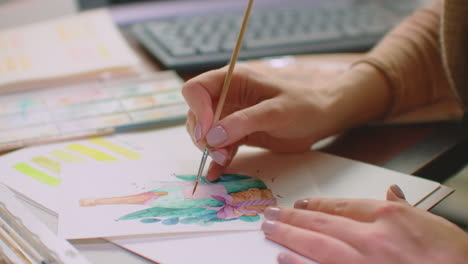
<box><xmin>58</xmin><ymin>158</ymin><xmax>281</xmax><ymax>239</ymax></box>
<box><xmin>79</xmin><ymin>174</ymin><xmax>276</xmax><ymax>226</ymax></box>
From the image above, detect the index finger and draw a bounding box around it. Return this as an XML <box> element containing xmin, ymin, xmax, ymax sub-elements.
<box><xmin>294</xmin><ymin>197</ymin><xmax>389</xmax><ymax>222</ymax></box>
<box><xmin>182</xmin><ymin>68</ymin><xmax>229</xmax><ymax>140</ymax></box>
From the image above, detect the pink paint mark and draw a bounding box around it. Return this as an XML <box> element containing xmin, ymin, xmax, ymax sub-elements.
<box><xmin>182</xmin><ymin>184</ymin><xmax>227</xmax><ymax>200</ymax></box>
<box><xmin>140</xmin><ymin>192</ymin><xmax>162</xmax><ymax>205</ymax></box>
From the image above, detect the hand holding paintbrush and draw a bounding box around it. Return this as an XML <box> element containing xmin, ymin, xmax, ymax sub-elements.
<box><xmin>191</xmin><ymin>0</ymin><xmax>255</xmax><ymax>194</ymax></box>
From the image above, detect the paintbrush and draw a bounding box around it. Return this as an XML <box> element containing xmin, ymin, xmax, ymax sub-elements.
<box><xmin>192</xmin><ymin>0</ymin><xmax>255</xmax><ymax>195</ymax></box>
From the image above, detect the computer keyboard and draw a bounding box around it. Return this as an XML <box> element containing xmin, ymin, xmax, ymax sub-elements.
<box><xmin>131</xmin><ymin>0</ymin><xmax>421</xmax><ymax>72</ymax></box>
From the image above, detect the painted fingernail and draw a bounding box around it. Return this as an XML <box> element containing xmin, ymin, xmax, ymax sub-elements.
<box><xmin>264</xmin><ymin>206</ymin><xmax>281</xmax><ymax>221</ymax></box>
<box><xmin>294</xmin><ymin>199</ymin><xmax>309</xmax><ymax>209</ymax></box>
<box><xmin>194</xmin><ymin>123</ymin><xmax>202</xmax><ymax>142</ymax></box>
<box><xmin>278</xmin><ymin>252</ymin><xmax>296</xmax><ymax>264</ymax></box>
<box><xmin>209</xmin><ymin>150</ymin><xmax>227</xmax><ymax>166</ymax></box>
<box><xmin>390</xmin><ymin>184</ymin><xmax>406</xmax><ymax>200</ymax></box>
<box><xmin>206</xmin><ymin>126</ymin><xmax>228</xmax><ymax>146</ymax></box>
<box><xmin>261</xmin><ymin>220</ymin><xmax>278</xmax><ymax>234</ymax></box>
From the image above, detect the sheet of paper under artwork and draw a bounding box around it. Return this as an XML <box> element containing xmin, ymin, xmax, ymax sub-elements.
<box><xmin>58</xmin><ymin>148</ymin><xmax>439</xmax><ymax>239</ymax></box>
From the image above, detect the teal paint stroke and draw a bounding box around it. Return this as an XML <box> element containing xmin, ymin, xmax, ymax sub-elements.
<box><xmin>118</xmin><ymin>174</ymin><xmax>272</xmax><ymax>226</ymax></box>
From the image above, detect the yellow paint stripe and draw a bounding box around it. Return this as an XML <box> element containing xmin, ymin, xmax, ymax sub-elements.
<box><xmin>71</xmin><ymin>25</ymin><xmax>82</xmax><ymax>40</ymax></box>
<box><xmin>88</xmin><ymin>138</ymin><xmax>141</xmax><ymax>160</ymax></box>
<box><xmin>19</xmin><ymin>56</ymin><xmax>30</xmax><ymax>70</ymax></box>
<box><xmin>13</xmin><ymin>163</ymin><xmax>61</xmax><ymax>186</ymax></box>
<box><xmin>31</xmin><ymin>157</ymin><xmax>61</xmax><ymax>174</ymax></box>
<box><xmin>56</xmin><ymin>26</ymin><xmax>68</xmax><ymax>41</ymax></box>
<box><xmin>50</xmin><ymin>150</ymin><xmax>86</xmax><ymax>163</ymax></box>
<box><xmin>97</xmin><ymin>44</ymin><xmax>110</xmax><ymax>58</ymax></box>
<box><xmin>66</xmin><ymin>144</ymin><xmax>118</xmax><ymax>161</ymax></box>
<box><xmin>6</xmin><ymin>56</ymin><xmax>16</xmax><ymax>71</ymax></box>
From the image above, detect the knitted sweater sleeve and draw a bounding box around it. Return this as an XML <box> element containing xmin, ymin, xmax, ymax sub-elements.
<box><xmin>353</xmin><ymin>0</ymin><xmax>463</xmax><ymax>122</ymax></box>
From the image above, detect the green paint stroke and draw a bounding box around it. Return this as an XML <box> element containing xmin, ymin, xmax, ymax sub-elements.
<box><xmin>66</xmin><ymin>144</ymin><xmax>118</xmax><ymax>161</ymax></box>
<box><xmin>119</xmin><ymin>207</ymin><xmax>213</xmax><ymax>221</ymax></box>
<box><xmin>31</xmin><ymin>156</ymin><xmax>61</xmax><ymax>174</ymax></box>
<box><xmin>13</xmin><ymin>163</ymin><xmax>61</xmax><ymax>186</ymax></box>
<box><xmin>240</xmin><ymin>215</ymin><xmax>261</xmax><ymax>222</ymax></box>
<box><xmin>50</xmin><ymin>150</ymin><xmax>86</xmax><ymax>163</ymax></box>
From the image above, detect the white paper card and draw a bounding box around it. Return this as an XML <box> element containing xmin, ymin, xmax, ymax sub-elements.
<box><xmin>110</xmin><ymin>231</ymin><xmax>317</xmax><ymax>264</ymax></box>
<box><xmin>58</xmin><ymin>147</ymin><xmax>439</xmax><ymax>239</ymax></box>
<box><xmin>105</xmin><ymin>149</ymin><xmax>441</xmax><ymax>264</ymax></box>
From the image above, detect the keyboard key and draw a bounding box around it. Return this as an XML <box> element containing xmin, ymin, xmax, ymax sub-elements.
<box><xmin>168</xmin><ymin>45</ymin><xmax>197</xmax><ymax>57</ymax></box>
<box><xmin>245</xmin><ymin>30</ymin><xmax>342</xmax><ymax>49</ymax></box>
<box><xmin>198</xmin><ymin>44</ymin><xmax>219</xmax><ymax>54</ymax></box>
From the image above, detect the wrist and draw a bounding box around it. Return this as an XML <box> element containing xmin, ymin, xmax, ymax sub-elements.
<box><xmin>327</xmin><ymin>62</ymin><xmax>392</xmax><ymax>131</ymax></box>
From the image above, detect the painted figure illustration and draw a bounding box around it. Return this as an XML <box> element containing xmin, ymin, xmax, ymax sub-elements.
<box><xmin>79</xmin><ymin>174</ymin><xmax>277</xmax><ymax>226</ymax></box>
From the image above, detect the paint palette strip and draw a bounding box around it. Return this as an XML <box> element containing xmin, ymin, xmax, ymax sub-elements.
<box><xmin>0</xmin><ymin>125</ymin><xmax>59</xmax><ymax>144</ymax></box>
<box><xmin>0</xmin><ymin>71</ymin><xmax>186</xmax><ymax>152</ymax></box>
<box><xmin>129</xmin><ymin>104</ymin><xmax>189</xmax><ymax>123</ymax></box>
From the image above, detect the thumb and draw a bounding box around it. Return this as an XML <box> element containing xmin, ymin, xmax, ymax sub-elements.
<box><xmin>386</xmin><ymin>184</ymin><xmax>409</xmax><ymax>204</ymax></box>
<box><xmin>206</xmin><ymin>99</ymin><xmax>281</xmax><ymax>148</ymax></box>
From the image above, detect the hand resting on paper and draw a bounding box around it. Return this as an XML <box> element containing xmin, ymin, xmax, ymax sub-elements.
<box><xmin>261</xmin><ymin>185</ymin><xmax>468</xmax><ymax>264</ymax></box>
<box><xmin>182</xmin><ymin>62</ymin><xmax>390</xmax><ymax>181</ymax></box>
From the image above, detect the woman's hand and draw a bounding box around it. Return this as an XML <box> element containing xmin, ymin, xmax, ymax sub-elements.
<box><xmin>182</xmin><ymin>62</ymin><xmax>391</xmax><ymax>181</ymax></box>
<box><xmin>261</xmin><ymin>185</ymin><xmax>468</xmax><ymax>264</ymax></box>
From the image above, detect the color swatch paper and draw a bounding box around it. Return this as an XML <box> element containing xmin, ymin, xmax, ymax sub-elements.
<box><xmin>0</xmin><ymin>136</ymin><xmax>145</xmax><ymax>212</ymax></box>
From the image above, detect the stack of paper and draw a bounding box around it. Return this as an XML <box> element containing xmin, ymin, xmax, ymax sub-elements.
<box><xmin>0</xmin><ymin>8</ymin><xmax>141</xmax><ymax>93</ymax></box>
<box><xmin>0</xmin><ymin>125</ymin><xmax>442</xmax><ymax>264</ymax></box>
